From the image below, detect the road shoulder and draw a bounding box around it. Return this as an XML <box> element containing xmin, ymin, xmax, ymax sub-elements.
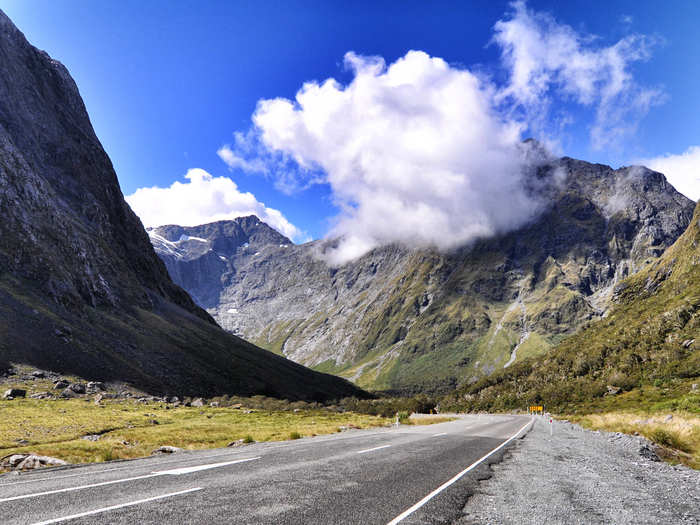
<box><xmin>458</xmin><ymin>417</ymin><xmax>700</xmax><ymax>524</ymax></box>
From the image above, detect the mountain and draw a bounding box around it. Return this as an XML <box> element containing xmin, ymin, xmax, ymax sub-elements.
<box><xmin>148</xmin><ymin>217</ymin><xmax>292</xmax><ymax>308</ymax></box>
<box><xmin>460</xmin><ymin>200</ymin><xmax>700</xmax><ymax>412</ymax></box>
<box><xmin>0</xmin><ymin>9</ymin><xmax>365</xmax><ymax>401</ymax></box>
<box><xmin>150</xmin><ymin>157</ymin><xmax>694</xmax><ymax>394</ymax></box>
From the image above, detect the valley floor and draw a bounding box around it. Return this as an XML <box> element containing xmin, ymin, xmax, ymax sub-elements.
<box><xmin>459</xmin><ymin>417</ymin><xmax>700</xmax><ymax>524</ymax></box>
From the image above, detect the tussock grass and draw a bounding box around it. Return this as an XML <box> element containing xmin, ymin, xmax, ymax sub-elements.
<box><xmin>570</xmin><ymin>412</ymin><xmax>700</xmax><ymax>469</ymax></box>
<box><xmin>0</xmin><ymin>399</ymin><xmax>388</xmax><ymax>467</ymax></box>
<box><xmin>407</xmin><ymin>415</ymin><xmax>457</xmax><ymax>425</ymax></box>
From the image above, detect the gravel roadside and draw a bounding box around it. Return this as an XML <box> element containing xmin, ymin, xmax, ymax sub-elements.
<box><xmin>458</xmin><ymin>416</ymin><xmax>700</xmax><ymax>524</ymax></box>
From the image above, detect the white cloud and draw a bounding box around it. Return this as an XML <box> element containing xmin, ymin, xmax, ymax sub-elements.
<box><xmin>641</xmin><ymin>146</ymin><xmax>700</xmax><ymax>201</ymax></box>
<box><xmin>217</xmin><ymin>144</ymin><xmax>267</xmax><ymax>174</ymax></box>
<box><xmin>216</xmin><ymin>2</ymin><xmax>662</xmax><ymax>264</ymax></box>
<box><xmin>250</xmin><ymin>50</ymin><xmax>553</xmax><ymax>264</ymax></box>
<box><xmin>493</xmin><ymin>0</ymin><xmax>662</xmax><ymax>149</ymax></box>
<box><xmin>125</xmin><ymin>168</ymin><xmax>302</xmax><ymax>241</ymax></box>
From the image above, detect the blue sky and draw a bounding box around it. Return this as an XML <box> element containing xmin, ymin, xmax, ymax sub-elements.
<box><xmin>1</xmin><ymin>0</ymin><xmax>699</xmax><ymax>247</ymax></box>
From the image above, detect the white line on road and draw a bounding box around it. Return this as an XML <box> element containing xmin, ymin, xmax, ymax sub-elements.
<box><xmin>29</xmin><ymin>487</ymin><xmax>203</xmax><ymax>524</ymax></box>
<box><xmin>0</xmin><ymin>466</ymin><xmax>133</xmax><ymax>487</ymax></box>
<box><xmin>0</xmin><ymin>473</ymin><xmax>161</xmax><ymax>503</ymax></box>
<box><xmin>153</xmin><ymin>456</ymin><xmax>260</xmax><ymax>475</ymax></box>
<box><xmin>356</xmin><ymin>444</ymin><xmax>391</xmax><ymax>454</ymax></box>
<box><xmin>432</xmin><ymin>433</ymin><xmax>448</xmax><ymax>436</ymax></box>
<box><xmin>386</xmin><ymin>418</ymin><xmax>534</xmax><ymax>525</ymax></box>
<box><xmin>1</xmin><ymin>457</ymin><xmax>261</xmax><ymax>502</ymax></box>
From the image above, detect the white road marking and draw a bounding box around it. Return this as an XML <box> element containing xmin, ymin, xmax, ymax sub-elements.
<box><xmin>386</xmin><ymin>418</ymin><xmax>534</xmax><ymax>525</ymax></box>
<box><xmin>356</xmin><ymin>444</ymin><xmax>391</xmax><ymax>454</ymax></box>
<box><xmin>432</xmin><ymin>432</ymin><xmax>448</xmax><ymax>436</ymax></box>
<box><xmin>1</xmin><ymin>457</ymin><xmax>260</xmax><ymax>502</ymax></box>
<box><xmin>0</xmin><ymin>473</ymin><xmax>161</xmax><ymax>503</ymax></box>
<box><xmin>0</xmin><ymin>466</ymin><xmax>130</xmax><ymax>487</ymax></box>
<box><xmin>29</xmin><ymin>487</ymin><xmax>203</xmax><ymax>524</ymax></box>
<box><xmin>153</xmin><ymin>456</ymin><xmax>260</xmax><ymax>475</ymax></box>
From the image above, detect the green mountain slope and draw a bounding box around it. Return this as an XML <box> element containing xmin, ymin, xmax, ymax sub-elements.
<box><xmin>457</xmin><ymin>202</ymin><xmax>700</xmax><ymax>412</ymax></box>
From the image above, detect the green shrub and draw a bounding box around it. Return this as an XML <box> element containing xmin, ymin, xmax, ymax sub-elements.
<box><xmin>242</xmin><ymin>435</ymin><xmax>255</xmax><ymax>444</ymax></box>
<box><xmin>289</xmin><ymin>431</ymin><xmax>302</xmax><ymax>440</ymax></box>
<box><xmin>397</xmin><ymin>411</ymin><xmax>410</xmax><ymax>424</ymax></box>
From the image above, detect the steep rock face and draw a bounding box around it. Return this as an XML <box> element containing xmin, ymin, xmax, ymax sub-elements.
<box><xmin>152</xmin><ymin>156</ymin><xmax>694</xmax><ymax>393</ymax></box>
<box><xmin>0</xmin><ymin>9</ymin><xmax>364</xmax><ymax>400</ymax></box>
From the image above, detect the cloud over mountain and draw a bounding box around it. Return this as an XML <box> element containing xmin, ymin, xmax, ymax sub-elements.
<box><xmin>217</xmin><ymin>2</ymin><xmax>661</xmax><ymax>263</ymax></box>
<box><xmin>125</xmin><ymin>168</ymin><xmax>301</xmax><ymax>240</ymax></box>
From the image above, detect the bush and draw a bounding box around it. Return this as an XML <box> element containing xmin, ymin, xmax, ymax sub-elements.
<box><xmin>242</xmin><ymin>435</ymin><xmax>255</xmax><ymax>444</ymax></box>
<box><xmin>397</xmin><ymin>411</ymin><xmax>410</xmax><ymax>424</ymax></box>
<box><xmin>289</xmin><ymin>431</ymin><xmax>302</xmax><ymax>440</ymax></box>
<box><xmin>649</xmin><ymin>428</ymin><xmax>692</xmax><ymax>453</ymax></box>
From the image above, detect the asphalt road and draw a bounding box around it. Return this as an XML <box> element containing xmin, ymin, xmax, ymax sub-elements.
<box><xmin>1</xmin><ymin>414</ymin><xmax>532</xmax><ymax>525</ymax></box>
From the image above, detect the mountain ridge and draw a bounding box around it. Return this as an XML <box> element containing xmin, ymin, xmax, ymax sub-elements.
<box><xmin>0</xmin><ymin>8</ymin><xmax>365</xmax><ymax>401</ymax></box>
<box><xmin>150</xmin><ymin>156</ymin><xmax>694</xmax><ymax>393</ymax></box>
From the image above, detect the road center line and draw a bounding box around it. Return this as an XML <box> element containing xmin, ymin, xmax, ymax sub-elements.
<box><xmin>29</xmin><ymin>487</ymin><xmax>203</xmax><ymax>525</ymax></box>
<box><xmin>152</xmin><ymin>456</ymin><xmax>260</xmax><ymax>475</ymax></box>
<box><xmin>432</xmin><ymin>433</ymin><xmax>447</xmax><ymax>436</ymax></box>
<box><xmin>386</xmin><ymin>418</ymin><xmax>534</xmax><ymax>525</ymax></box>
<box><xmin>357</xmin><ymin>444</ymin><xmax>391</xmax><ymax>454</ymax></box>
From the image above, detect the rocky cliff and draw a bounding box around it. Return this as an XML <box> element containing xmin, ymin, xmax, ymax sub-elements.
<box><xmin>152</xmin><ymin>155</ymin><xmax>694</xmax><ymax>393</ymax></box>
<box><xmin>0</xmin><ymin>9</ymin><xmax>365</xmax><ymax>400</ymax></box>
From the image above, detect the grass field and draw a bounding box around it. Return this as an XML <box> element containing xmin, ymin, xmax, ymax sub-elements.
<box><xmin>1</xmin><ymin>398</ymin><xmax>389</xmax><ymax>467</ymax></box>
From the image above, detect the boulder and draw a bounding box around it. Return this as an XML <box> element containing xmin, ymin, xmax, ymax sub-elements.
<box><xmin>639</xmin><ymin>444</ymin><xmax>661</xmax><ymax>462</ymax></box>
<box><xmin>152</xmin><ymin>446</ymin><xmax>182</xmax><ymax>454</ymax></box>
<box><xmin>209</xmin><ymin>401</ymin><xmax>220</xmax><ymax>407</ymax></box>
<box><xmin>86</xmin><ymin>381</ymin><xmax>105</xmax><ymax>393</ymax></box>
<box><xmin>605</xmin><ymin>385</ymin><xmax>621</xmax><ymax>396</ymax></box>
<box><xmin>68</xmin><ymin>383</ymin><xmax>86</xmax><ymax>394</ymax></box>
<box><xmin>60</xmin><ymin>388</ymin><xmax>78</xmax><ymax>398</ymax></box>
<box><xmin>29</xmin><ymin>392</ymin><xmax>50</xmax><ymax>399</ymax></box>
<box><xmin>691</xmin><ymin>383</ymin><xmax>698</xmax><ymax>391</ymax></box>
<box><xmin>53</xmin><ymin>379</ymin><xmax>69</xmax><ymax>389</ymax></box>
<box><xmin>167</xmin><ymin>396</ymin><xmax>180</xmax><ymax>404</ymax></box>
<box><xmin>0</xmin><ymin>453</ymin><xmax>67</xmax><ymax>470</ymax></box>
<box><xmin>3</xmin><ymin>388</ymin><xmax>26</xmax><ymax>399</ymax></box>
<box><xmin>191</xmin><ymin>398</ymin><xmax>205</xmax><ymax>407</ymax></box>
<box><xmin>682</xmin><ymin>339</ymin><xmax>695</xmax><ymax>348</ymax></box>
<box><xmin>31</xmin><ymin>370</ymin><xmax>45</xmax><ymax>378</ymax></box>
<box><xmin>664</xmin><ymin>414</ymin><xmax>673</xmax><ymax>422</ymax></box>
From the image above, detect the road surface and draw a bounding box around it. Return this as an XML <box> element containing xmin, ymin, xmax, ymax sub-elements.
<box><xmin>1</xmin><ymin>414</ymin><xmax>532</xmax><ymax>524</ymax></box>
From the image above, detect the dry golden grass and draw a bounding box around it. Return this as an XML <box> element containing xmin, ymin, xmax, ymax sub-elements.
<box><xmin>0</xmin><ymin>398</ymin><xmax>389</xmax><ymax>467</ymax></box>
<box><xmin>408</xmin><ymin>416</ymin><xmax>457</xmax><ymax>425</ymax></box>
<box><xmin>570</xmin><ymin>412</ymin><xmax>700</xmax><ymax>469</ymax></box>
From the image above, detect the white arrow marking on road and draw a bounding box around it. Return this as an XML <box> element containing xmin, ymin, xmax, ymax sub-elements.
<box><xmin>152</xmin><ymin>456</ymin><xmax>260</xmax><ymax>475</ymax></box>
<box><xmin>356</xmin><ymin>444</ymin><xmax>391</xmax><ymax>454</ymax></box>
<box><xmin>29</xmin><ymin>487</ymin><xmax>203</xmax><ymax>524</ymax></box>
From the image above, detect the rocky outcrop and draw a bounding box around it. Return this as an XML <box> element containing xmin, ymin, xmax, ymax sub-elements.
<box><xmin>0</xmin><ymin>9</ymin><xmax>364</xmax><ymax>401</ymax></box>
